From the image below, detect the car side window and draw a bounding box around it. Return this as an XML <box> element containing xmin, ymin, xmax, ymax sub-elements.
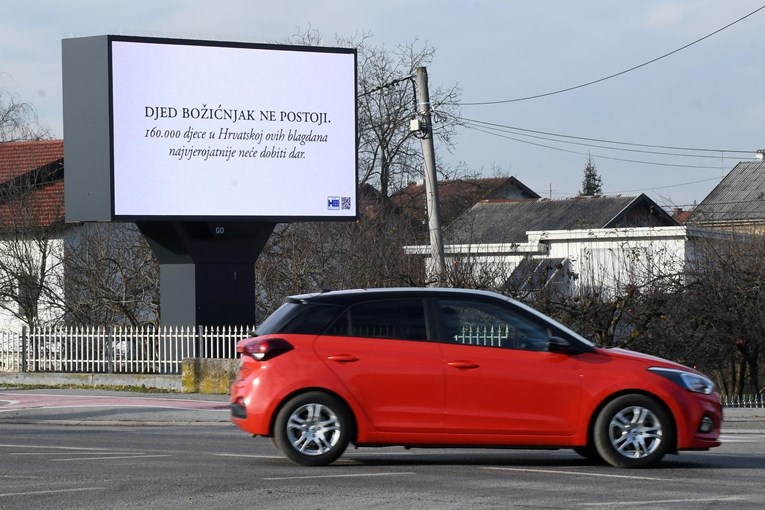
<box><xmin>438</xmin><ymin>299</ymin><xmax>551</xmax><ymax>351</ymax></box>
<box><xmin>327</xmin><ymin>299</ymin><xmax>428</xmax><ymax>341</ymax></box>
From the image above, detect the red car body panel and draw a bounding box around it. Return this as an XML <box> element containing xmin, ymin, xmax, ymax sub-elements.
<box><xmin>314</xmin><ymin>335</ymin><xmax>445</xmax><ymax>432</ymax></box>
<box><xmin>439</xmin><ymin>343</ymin><xmax>582</xmax><ymax>435</ymax></box>
<box><xmin>230</xmin><ymin>335</ymin><xmax>722</xmax><ymax>451</ymax></box>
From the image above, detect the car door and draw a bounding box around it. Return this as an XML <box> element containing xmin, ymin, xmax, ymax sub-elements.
<box><xmin>314</xmin><ymin>298</ymin><xmax>445</xmax><ymax>432</ymax></box>
<box><xmin>436</xmin><ymin>298</ymin><xmax>583</xmax><ymax>436</ymax></box>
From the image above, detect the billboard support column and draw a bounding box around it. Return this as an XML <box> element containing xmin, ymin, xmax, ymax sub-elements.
<box><xmin>138</xmin><ymin>221</ymin><xmax>275</xmax><ymax>328</ymax></box>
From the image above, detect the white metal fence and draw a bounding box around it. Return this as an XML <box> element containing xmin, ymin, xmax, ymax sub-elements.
<box><xmin>0</xmin><ymin>325</ymin><xmax>253</xmax><ymax>375</ymax></box>
<box><xmin>721</xmin><ymin>394</ymin><xmax>765</xmax><ymax>408</ymax></box>
<box><xmin>2</xmin><ymin>325</ymin><xmax>764</xmax><ymax>408</ymax></box>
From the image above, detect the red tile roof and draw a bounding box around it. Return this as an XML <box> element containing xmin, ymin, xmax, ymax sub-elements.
<box><xmin>0</xmin><ymin>181</ymin><xmax>64</xmax><ymax>229</ymax></box>
<box><xmin>0</xmin><ymin>140</ymin><xmax>63</xmax><ymax>182</ymax></box>
<box><xmin>0</xmin><ymin>140</ymin><xmax>65</xmax><ymax>229</ymax></box>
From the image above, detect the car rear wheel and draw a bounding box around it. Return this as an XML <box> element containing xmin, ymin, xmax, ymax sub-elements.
<box><xmin>593</xmin><ymin>394</ymin><xmax>673</xmax><ymax>468</ymax></box>
<box><xmin>273</xmin><ymin>391</ymin><xmax>352</xmax><ymax>466</ymax></box>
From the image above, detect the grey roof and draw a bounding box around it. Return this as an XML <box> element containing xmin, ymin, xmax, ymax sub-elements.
<box><xmin>505</xmin><ymin>258</ymin><xmax>566</xmax><ymax>291</ymax></box>
<box><xmin>688</xmin><ymin>161</ymin><xmax>765</xmax><ymax>225</ymax></box>
<box><xmin>444</xmin><ymin>194</ymin><xmax>676</xmax><ymax>245</ymax></box>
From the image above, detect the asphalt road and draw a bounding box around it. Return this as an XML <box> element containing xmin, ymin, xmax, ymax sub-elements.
<box><xmin>1</xmin><ymin>389</ymin><xmax>765</xmax><ymax>509</ymax></box>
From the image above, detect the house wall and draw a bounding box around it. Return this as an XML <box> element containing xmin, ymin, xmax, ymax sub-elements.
<box><xmin>535</xmin><ymin>227</ymin><xmax>688</xmax><ymax>295</ymax></box>
<box><xmin>413</xmin><ymin>226</ymin><xmax>692</xmax><ymax>297</ymax></box>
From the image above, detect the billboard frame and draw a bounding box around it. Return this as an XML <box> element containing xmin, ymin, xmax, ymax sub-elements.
<box><xmin>64</xmin><ymin>34</ymin><xmax>358</xmax><ymax>224</ymax></box>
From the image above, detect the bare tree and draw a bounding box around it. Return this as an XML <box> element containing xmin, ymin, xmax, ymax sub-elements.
<box><xmin>664</xmin><ymin>232</ymin><xmax>765</xmax><ymax>395</ymax></box>
<box><xmin>63</xmin><ymin>223</ymin><xmax>159</xmax><ymax>327</ymax></box>
<box><xmin>0</xmin><ymin>81</ymin><xmax>52</xmax><ymax>142</ymax></box>
<box><xmin>0</xmin><ymin>84</ymin><xmax>60</xmax><ymax>330</ymax></box>
<box><xmin>355</xmin><ymin>39</ymin><xmax>461</xmax><ymax>198</ymax></box>
<box><xmin>0</xmin><ymin>171</ymin><xmax>67</xmax><ymax>329</ymax></box>
<box><xmin>290</xmin><ymin>29</ymin><xmax>462</xmax><ymax>198</ymax></box>
<box><xmin>255</xmin><ymin>188</ymin><xmax>425</xmax><ymax>321</ymax></box>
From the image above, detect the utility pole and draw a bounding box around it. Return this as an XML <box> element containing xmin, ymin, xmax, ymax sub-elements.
<box><xmin>415</xmin><ymin>66</ymin><xmax>446</xmax><ymax>285</ymax></box>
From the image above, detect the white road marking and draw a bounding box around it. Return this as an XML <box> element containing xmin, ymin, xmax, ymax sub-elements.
<box><xmin>213</xmin><ymin>453</ymin><xmax>284</xmax><ymax>459</ymax></box>
<box><xmin>263</xmin><ymin>472</ymin><xmax>415</xmax><ymax>481</ymax></box>
<box><xmin>344</xmin><ymin>451</ymin><xmax>417</xmax><ymax>456</ymax></box>
<box><xmin>0</xmin><ymin>487</ymin><xmax>105</xmax><ymax>498</ymax></box>
<box><xmin>0</xmin><ymin>444</ymin><xmax>112</xmax><ymax>451</ymax></box>
<box><xmin>51</xmin><ymin>454</ymin><xmax>171</xmax><ymax>462</ymax></box>
<box><xmin>482</xmin><ymin>467</ymin><xmax>666</xmax><ymax>481</ymax></box>
<box><xmin>12</xmin><ymin>452</ymin><xmax>145</xmax><ymax>456</ymax></box>
<box><xmin>582</xmin><ymin>496</ymin><xmax>748</xmax><ymax>507</ymax></box>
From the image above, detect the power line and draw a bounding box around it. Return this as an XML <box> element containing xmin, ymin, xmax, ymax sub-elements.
<box><xmin>456</xmin><ymin>116</ymin><xmax>753</xmax><ymax>154</ymax></box>
<box><xmin>358</xmin><ymin>75</ymin><xmax>414</xmax><ymax>97</ymax></box>
<box><xmin>462</xmin><ymin>123</ymin><xmax>736</xmax><ymax>169</ymax></box>
<box><xmin>460</xmin><ymin>118</ymin><xmax>747</xmax><ymax>160</ymax></box>
<box><xmin>605</xmin><ymin>177</ymin><xmax>722</xmax><ymax>194</ymax></box>
<box><xmin>458</xmin><ymin>5</ymin><xmax>765</xmax><ymax>106</ymax></box>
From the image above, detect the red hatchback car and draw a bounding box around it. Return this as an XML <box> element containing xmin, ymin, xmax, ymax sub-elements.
<box><xmin>230</xmin><ymin>288</ymin><xmax>722</xmax><ymax>468</ymax></box>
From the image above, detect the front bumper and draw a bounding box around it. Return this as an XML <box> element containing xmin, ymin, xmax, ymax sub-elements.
<box><xmin>676</xmin><ymin>392</ymin><xmax>723</xmax><ymax>450</ymax></box>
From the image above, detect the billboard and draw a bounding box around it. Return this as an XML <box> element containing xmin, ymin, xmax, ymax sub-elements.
<box><xmin>63</xmin><ymin>35</ymin><xmax>357</xmax><ymax>222</ymax></box>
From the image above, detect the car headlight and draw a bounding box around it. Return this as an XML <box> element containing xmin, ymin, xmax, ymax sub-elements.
<box><xmin>648</xmin><ymin>367</ymin><xmax>716</xmax><ymax>395</ymax></box>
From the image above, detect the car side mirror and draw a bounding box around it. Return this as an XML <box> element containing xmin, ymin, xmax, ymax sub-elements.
<box><xmin>547</xmin><ymin>336</ymin><xmax>576</xmax><ymax>354</ymax></box>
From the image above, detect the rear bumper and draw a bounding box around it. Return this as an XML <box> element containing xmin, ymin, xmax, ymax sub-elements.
<box><xmin>230</xmin><ymin>401</ymin><xmax>247</xmax><ymax>420</ymax></box>
<box><xmin>229</xmin><ymin>374</ymin><xmax>280</xmax><ymax>436</ymax></box>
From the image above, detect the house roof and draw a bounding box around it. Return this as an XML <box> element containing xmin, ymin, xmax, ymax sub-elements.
<box><xmin>391</xmin><ymin>176</ymin><xmax>541</xmax><ymax>226</ymax></box>
<box><xmin>444</xmin><ymin>194</ymin><xmax>677</xmax><ymax>245</ymax></box>
<box><xmin>0</xmin><ymin>140</ymin><xmax>65</xmax><ymax>229</ymax></box>
<box><xmin>0</xmin><ymin>180</ymin><xmax>64</xmax><ymax>229</ymax></box>
<box><xmin>0</xmin><ymin>140</ymin><xmax>63</xmax><ymax>182</ymax></box>
<box><xmin>687</xmin><ymin>161</ymin><xmax>765</xmax><ymax>226</ymax></box>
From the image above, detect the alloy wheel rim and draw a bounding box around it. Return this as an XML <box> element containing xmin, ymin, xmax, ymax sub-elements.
<box><xmin>286</xmin><ymin>403</ymin><xmax>341</xmax><ymax>456</ymax></box>
<box><xmin>608</xmin><ymin>405</ymin><xmax>663</xmax><ymax>459</ymax></box>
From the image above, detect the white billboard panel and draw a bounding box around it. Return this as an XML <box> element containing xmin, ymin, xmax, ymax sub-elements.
<box><xmin>109</xmin><ymin>37</ymin><xmax>357</xmax><ymax>220</ymax></box>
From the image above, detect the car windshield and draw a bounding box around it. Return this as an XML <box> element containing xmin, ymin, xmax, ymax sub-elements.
<box><xmin>505</xmin><ymin>296</ymin><xmax>597</xmax><ymax>347</ymax></box>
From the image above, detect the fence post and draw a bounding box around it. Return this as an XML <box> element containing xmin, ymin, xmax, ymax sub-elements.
<box><xmin>33</xmin><ymin>327</ymin><xmax>39</xmax><ymax>372</ymax></box>
<box><xmin>107</xmin><ymin>326</ymin><xmax>114</xmax><ymax>374</ymax></box>
<box><xmin>21</xmin><ymin>326</ymin><xmax>27</xmax><ymax>372</ymax></box>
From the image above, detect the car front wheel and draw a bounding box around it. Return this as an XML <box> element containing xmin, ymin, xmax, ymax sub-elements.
<box><xmin>593</xmin><ymin>394</ymin><xmax>673</xmax><ymax>468</ymax></box>
<box><xmin>273</xmin><ymin>391</ymin><xmax>352</xmax><ymax>466</ymax></box>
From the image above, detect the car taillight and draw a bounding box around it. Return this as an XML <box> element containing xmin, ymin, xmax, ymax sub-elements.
<box><xmin>237</xmin><ymin>337</ymin><xmax>293</xmax><ymax>361</ymax></box>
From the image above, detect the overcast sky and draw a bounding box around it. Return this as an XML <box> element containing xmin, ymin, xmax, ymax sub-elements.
<box><xmin>2</xmin><ymin>0</ymin><xmax>763</xmax><ymax>210</ymax></box>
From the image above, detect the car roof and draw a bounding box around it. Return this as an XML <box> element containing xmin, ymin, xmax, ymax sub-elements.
<box><xmin>284</xmin><ymin>287</ymin><xmax>596</xmax><ymax>347</ymax></box>
<box><xmin>286</xmin><ymin>287</ymin><xmax>515</xmax><ymax>306</ymax></box>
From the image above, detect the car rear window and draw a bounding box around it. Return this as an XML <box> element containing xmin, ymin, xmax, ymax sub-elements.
<box><xmin>256</xmin><ymin>302</ymin><xmax>343</xmax><ymax>335</ymax></box>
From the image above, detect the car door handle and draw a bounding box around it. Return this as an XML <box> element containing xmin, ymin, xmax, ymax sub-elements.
<box><xmin>447</xmin><ymin>360</ymin><xmax>480</xmax><ymax>370</ymax></box>
<box><xmin>327</xmin><ymin>354</ymin><xmax>359</xmax><ymax>363</ymax></box>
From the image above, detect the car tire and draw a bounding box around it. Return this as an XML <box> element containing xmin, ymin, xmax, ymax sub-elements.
<box><xmin>593</xmin><ymin>394</ymin><xmax>673</xmax><ymax>468</ymax></box>
<box><xmin>273</xmin><ymin>391</ymin><xmax>352</xmax><ymax>466</ymax></box>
